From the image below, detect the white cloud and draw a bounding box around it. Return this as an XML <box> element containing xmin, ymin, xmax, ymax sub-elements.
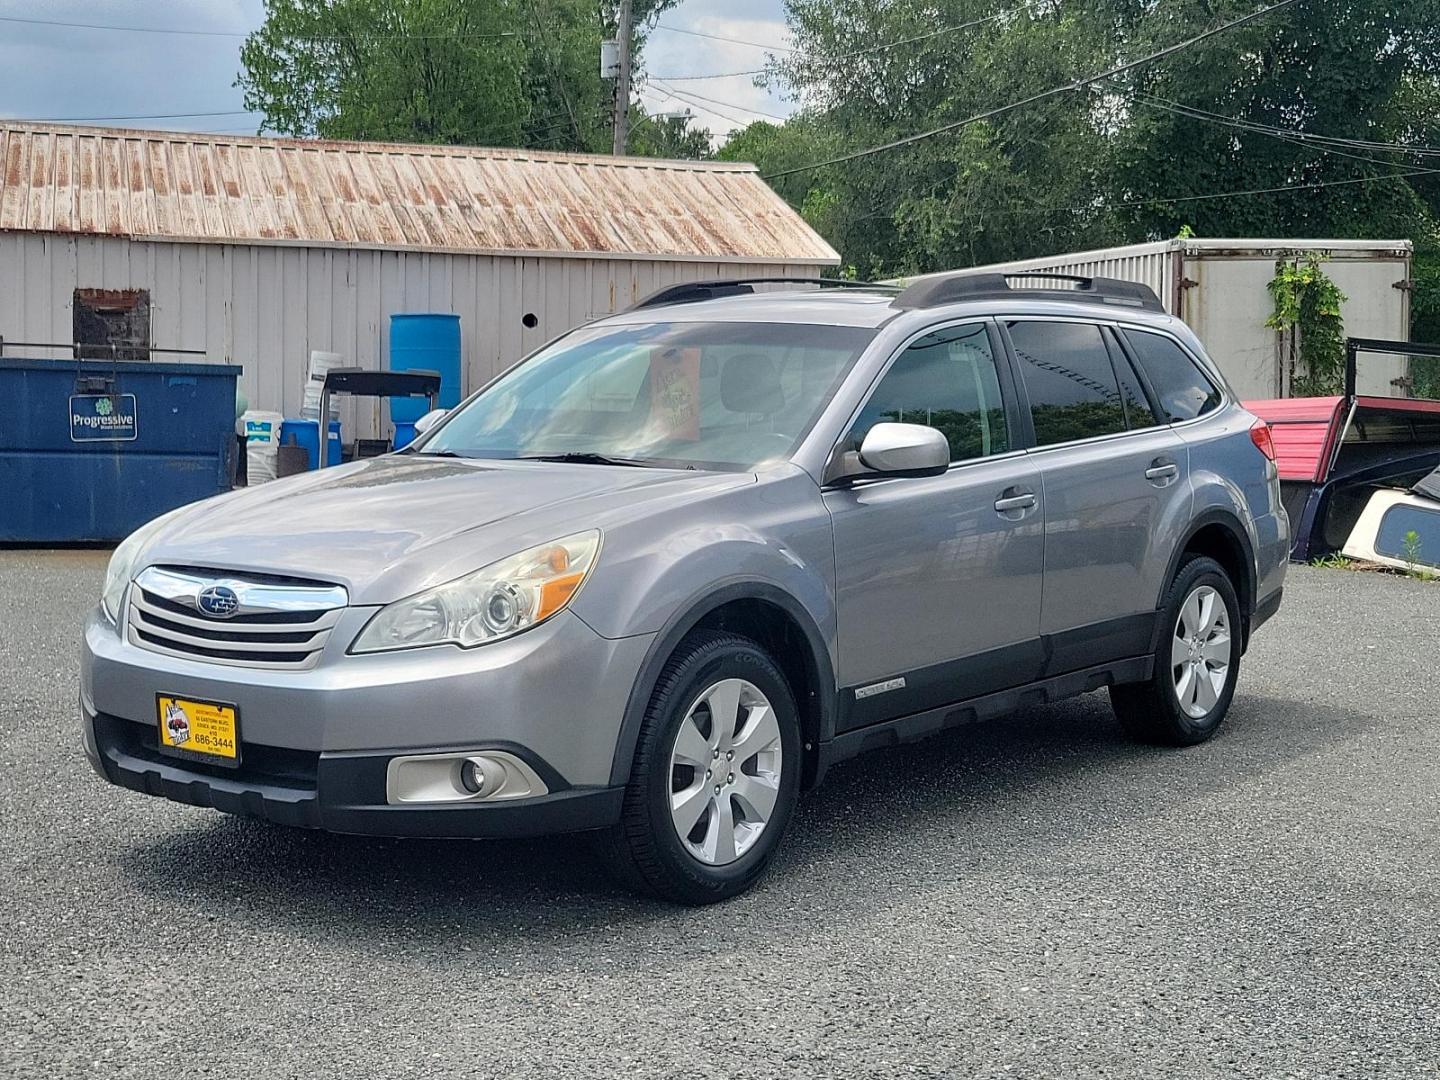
<box><xmin>638</xmin><ymin>3</ymin><xmax>798</xmax><ymax>145</ymax></box>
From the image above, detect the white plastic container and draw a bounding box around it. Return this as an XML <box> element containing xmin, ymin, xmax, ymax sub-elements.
<box><xmin>241</xmin><ymin>410</ymin><xmax>285</xmax><ymax>484</ymax></box>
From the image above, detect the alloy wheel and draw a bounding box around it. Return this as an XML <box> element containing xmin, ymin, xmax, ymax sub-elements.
<box><xmin>667</xmin><ymin>678</ymin><xmax>783</xmax><ymax>866</ymax></box>
<box><xmin>1171</xmin><ymin>584</ymin><xmax>1232</xmax><ymax>719</ymax></box>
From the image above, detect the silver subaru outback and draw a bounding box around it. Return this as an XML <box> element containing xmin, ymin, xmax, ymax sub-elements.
<box><xmin>81</xmin><ymin>272</ymin><xmax>1288</xmax><ymax>904</ymax></box>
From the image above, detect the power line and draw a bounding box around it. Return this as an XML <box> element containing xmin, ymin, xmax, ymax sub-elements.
<box><xmin>1121</xmin><ymin>88</ymin><xmax>1440</xmax><ymax>160</ymax></box>
<box><xmin>10</xmin><ymin>110</ymin><xmax>256</xmax><ymax>123</ymax></box>
<box><xmin>793</xmin><ymin>8</ymin><xmax>1018</xmax><ymax>68</ymax></box>
<box><xmin>1016</xmin><ymin>167</ymin><xmax>1437</xmax><ymax>217</ymax></box>
<box><xmin>648</xmin><ymin>68</ymin><xmax>768</xmax><ymax>82</ymax></box>
<box><xmin>653</xmin><ymin>23</ymin><xmax>795</xmax><ymax>53</ymax></box>
<box><xmin>1117</xmin><ymin>89</ymin><xmax>1436</xmax><ymax>172</ymax></box>
<box><xmin>650</xmin><ymin>82</ymin><xmax>790</xmax><ymax>122</ymax></box>
<box><xmin>650</xmin><ymin>7</ymin><xmax>1019</xmax><ymax>82</ymax></box>
<box><xmin>0</xmin><ymin>12</ymin><xmax>516</xmax><ymax>40</ymax></box>
<box><xmin>646</xmin><ymin>85</ymin><xmax>772</xmax><ymax>129</ymax></box>
<box><xmin>0</xmin><ymin>13</ymin><xmax>244</xmax><ymax>36</ymax></box>
<box><xmin>763</xmin><ymin>0</ymin><xmax>1305</xmax><ymax>180</ymax></box>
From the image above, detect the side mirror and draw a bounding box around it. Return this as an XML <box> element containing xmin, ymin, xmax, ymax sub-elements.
<box><xmin>860</xmin><ymin>422</ymin><xmax>950</xmax><ymax>476</ymax></box>
<box><xmin>413</xmin><ymin>408</ymin><xmax>448</xmax><ymax>436</ymax></box>
<box><xmin>826</xmin><ymin>422</ymin><xmax>950</xmax><ymax>484</ymax></box>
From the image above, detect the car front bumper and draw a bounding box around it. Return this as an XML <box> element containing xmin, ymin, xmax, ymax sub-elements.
<box><xmin>80</xmin><ymin>605</ymin><xmax>652</xmax><ymax>837</ymax></box>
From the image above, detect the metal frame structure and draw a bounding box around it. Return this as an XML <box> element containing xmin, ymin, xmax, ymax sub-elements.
<box><xmin>315</xmin><ymin>368</ymin><xmax>441</xmax><ymax>469</ymax></box>
<box><xmin>1343</xmin><ymin>336</ymin><xmax>1440</xmax><ymax>398</ymax></box>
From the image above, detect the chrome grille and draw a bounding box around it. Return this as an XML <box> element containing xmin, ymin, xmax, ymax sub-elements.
<box><xmin>127</xmin><ymin>567</ymin><xmax>348</xmax><ymax>670</ymax></box>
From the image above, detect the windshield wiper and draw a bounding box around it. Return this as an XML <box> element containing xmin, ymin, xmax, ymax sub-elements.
<box><xmin>409</xmin><ymin>448</ymin><xmax>470</xmax><ymax>458</ymax></box>
<box><xmin>517</xmin><ymin>452</ymin><xmax>651</xmax><ymax>468</ymax></box>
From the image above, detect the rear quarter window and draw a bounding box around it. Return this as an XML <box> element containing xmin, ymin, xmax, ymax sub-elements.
<box><xmin>1122</xmin><ymin>329</ymin><xmax>1222</xmax><ymax>422</ymax></box>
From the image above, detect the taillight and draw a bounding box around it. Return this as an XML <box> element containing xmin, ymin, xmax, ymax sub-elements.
<box><xmin>1249</xmin><ymin>419</ymin><xmax>1276</xmax><ymax>461</ymax></box>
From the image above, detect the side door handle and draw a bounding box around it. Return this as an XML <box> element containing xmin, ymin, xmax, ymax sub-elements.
<box><xmin>994</xmin><ymin>488</ymin><xmax>1037</xmax><ymax>513</ymax></box>
<box><xmin>1145</xmin><ymin>458</ymin><xmax>1179</xmax><ymax>483</ymax></box>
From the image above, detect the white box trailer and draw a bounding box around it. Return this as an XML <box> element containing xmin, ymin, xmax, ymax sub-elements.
<box><xmin>937</xmin><ymin>238</ymin><xmax>1413</xmax><ymax>399</ymax></box>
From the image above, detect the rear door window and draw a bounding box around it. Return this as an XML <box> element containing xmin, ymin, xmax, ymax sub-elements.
<box><xmin>1122</xmin><ymin>329</ymin><xmax>1222</xmax><ymax>422</ymax></box>
<box><xmin>1007</xmin><ymin>321</ymin><xmax>1128</xmax><ymax>446</ymax></box>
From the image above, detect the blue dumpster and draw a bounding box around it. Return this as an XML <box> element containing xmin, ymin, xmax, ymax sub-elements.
<box><xmin>0</xmin><ymin>358</ymin><xmax>241</xmax><ymax>542</ymax></box>
<box><xmin>389</xmin><ymin>313</ymin><xmax>461</xmax><ymax>424</ymax></box>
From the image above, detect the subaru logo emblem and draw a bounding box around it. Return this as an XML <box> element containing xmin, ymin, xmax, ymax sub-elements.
<box><xmin>196</xmin><ymin>585</ymin><xmax>240</xmax><ymax>619</ymax></box>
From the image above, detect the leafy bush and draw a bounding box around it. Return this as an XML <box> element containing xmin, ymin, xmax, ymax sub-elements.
<box><xmin>1267</xmin><ymin>257</ymin><xmax>1348</xmax><ymax>397</ymax></box>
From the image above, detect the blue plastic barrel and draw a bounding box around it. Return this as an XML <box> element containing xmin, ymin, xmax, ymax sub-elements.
<box><xmin>282</xmin><ymin>418</ymin><xmax>342</xmax><ymax>469</ymax></box>
<box><xmin>389</xmin><ymin>313</ymin><xmax>461</xmax><ymax>424</ymax></box>
<box><xmin>392</xmin><ymin>421</ymin><xmax>418</xmax><ymax>450</ymax></box>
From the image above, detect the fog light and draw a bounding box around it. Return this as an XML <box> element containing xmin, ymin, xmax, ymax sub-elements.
<box><xmin>459</xmin><ymin>756</ymin><xmax>494</xmax><ymax>796</ymax></box>
<box><xmin>386</xmin><ymin>749</ymin><xmax>551</xmax><ymax>805</ymax></box>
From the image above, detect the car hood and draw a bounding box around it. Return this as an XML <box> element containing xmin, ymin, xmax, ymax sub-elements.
<box><xmin>140</xmin><ymin>455</ymin><xmax>751</xmax><ymax>604</ymax></box>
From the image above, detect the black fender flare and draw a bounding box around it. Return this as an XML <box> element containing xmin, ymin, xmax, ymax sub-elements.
<box><xmin>606</xmin><ymin>581</ymin><xmax>838</xmax><ymax>789</ymax></box>
<box><xmin>1159</xmin><ymin>508</ymin><xmax>1258</xmax><ymax>630</ymax></box>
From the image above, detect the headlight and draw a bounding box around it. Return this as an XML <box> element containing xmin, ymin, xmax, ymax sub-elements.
<box><xmin>100</xmin><ymin>511</ymin><xmax>179</xmax><ymax>623</ymax></box>
<box><xmin>351</xmin><ymin>530</ymin><xmax>601</xmax><ymax>654</ymax></box>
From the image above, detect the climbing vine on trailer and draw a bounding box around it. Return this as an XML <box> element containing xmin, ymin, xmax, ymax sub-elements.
<box><xmin>1266</xmin><ymin>256</ymin><xmax>1348</xmax><ymax>397</ymax></box>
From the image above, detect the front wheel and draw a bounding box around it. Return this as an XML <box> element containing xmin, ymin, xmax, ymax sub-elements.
<box><xmin>603</xmin><ymin>631</ymin><xmax>801</xmax><ymax>904</ymax></box>
<box><xmin>1110</xmin><ymin>554</ymin><xmax>1242</xmax><ymax>746</ymax></box>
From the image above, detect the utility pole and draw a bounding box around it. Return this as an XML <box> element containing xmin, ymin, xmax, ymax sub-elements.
<box><xmin>611</xmin><ymin>0</ymin><xmax>634</xmax><ymax>155</ymax></box>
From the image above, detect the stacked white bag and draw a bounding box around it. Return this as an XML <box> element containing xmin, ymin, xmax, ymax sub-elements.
<box><xmin>301</xmin><ymin>350</ymin><xmax>344</xmax><ymax>421</ymax></box>
<box><xmin>241</xmin><ymin>410</ymin><xmax>285</xmax><ymax>484</ymax></box>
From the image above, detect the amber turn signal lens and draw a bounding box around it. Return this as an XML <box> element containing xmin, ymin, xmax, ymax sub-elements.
<box><xmin>536</xmin><ymin>571</ymin><xmax>586</xmax><ymax>621</ymax></box>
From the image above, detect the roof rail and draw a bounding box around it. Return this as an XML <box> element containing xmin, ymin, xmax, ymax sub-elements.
<box><xmin>628</xmin><ymin>276</ymin><xmax>893</xmax><ymax>311</ymax></box>
<box><xmin>893</xmin><ymin>271</ymin><xmax>1165</xmax><ymax>313</ymax></box>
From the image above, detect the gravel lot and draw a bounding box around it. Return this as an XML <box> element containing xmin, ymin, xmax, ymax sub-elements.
<box><xmin>1</xmin><ymin>552</ymin><xmax>1437</xmax><ymax>1079</ymax></box>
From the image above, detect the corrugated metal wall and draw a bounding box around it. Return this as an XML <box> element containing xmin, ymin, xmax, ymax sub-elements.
<box><xmin>1185</xmin><ymin>251</ymin><xmax>1411</xmax><ymax>398</ymax></box>
<box><xmin>932</xmin><ymin>241</ymin><xmax>1180</xmax><ymax>311</ymax></box>
<box><xmin>0</xmin><ymin>232</ymin><xmax>821</xmax><ymax>437</ymax></box>
<box><xmin>929</xmin><ymin>239</ymin><xmax>1413</xmax><ymax>399</ymax></box>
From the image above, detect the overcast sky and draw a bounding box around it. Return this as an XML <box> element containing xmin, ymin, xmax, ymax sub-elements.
<box><xmin>0</xmin><ymin>0</ymin><xmax>796</xmax><ymax>143</ymax></box>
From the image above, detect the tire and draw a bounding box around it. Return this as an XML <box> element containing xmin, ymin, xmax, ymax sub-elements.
<box><xmin>1110</xmin><ymin>554</ymin><xmax>1242</xmax><ymax>747</ymax></box>
<box><xmin>602</xmin><ymin>630</ymin><xmax>802</xmax><ymax>904</ymax></box>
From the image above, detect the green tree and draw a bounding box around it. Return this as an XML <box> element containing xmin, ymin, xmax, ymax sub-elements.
<box><xmin>628</xmin><ymin>109</ymin><xmax>714</xmax><ymax>159</ymax></box>
<box><xmin>769</xmin><ymin>0</ymin><xmax>1129</xmax><ymax>275</ymax></box>
<box><xmin>757</xmin><ymin>0</ymin><xmax>1440</xmax><ymax>276</ymax></box>
<box><xmin>1108</xmin><ymin>0</ymin><xmax>1439</xmax><ymax>242</ymax></box>
<box><xmin>238</xmin><ymin>0</ymin><xmax>679</xmax><ymax>154</ymax></box>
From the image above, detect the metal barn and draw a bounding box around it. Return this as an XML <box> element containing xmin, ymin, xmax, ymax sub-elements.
<box><xmin>0</xmin><ymin>123</ymin><xmax>838</xmax><ymax>438</ymax></box>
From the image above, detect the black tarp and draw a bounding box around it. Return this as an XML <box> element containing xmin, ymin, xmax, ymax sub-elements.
<box><xmin>1414</xmin><ymin>464</ymin><xmax>1440</xmax><ymax>503</ymax></box>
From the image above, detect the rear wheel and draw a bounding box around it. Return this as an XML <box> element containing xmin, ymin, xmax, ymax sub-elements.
<box><xmin>1110</xmin><ymin>555</ymin><xmax>1241</xmax><ymax>746</ymax></box>
<box><xmin>603</xmin><ymin>631</ymin><xmax>801</xmax><ymax>904</ymax></box>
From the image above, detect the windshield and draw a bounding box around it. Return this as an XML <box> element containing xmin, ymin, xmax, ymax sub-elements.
<box><xmin>418</xmin><ymin>321</ymin><xmax>876</xmax><ymax>469</ymax></box>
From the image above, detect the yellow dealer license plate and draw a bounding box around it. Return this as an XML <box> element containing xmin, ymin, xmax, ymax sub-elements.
<box><xmin>156</xmin><ymin>695</ymin><xmax>240</xmax><ymax>766</ymax></box>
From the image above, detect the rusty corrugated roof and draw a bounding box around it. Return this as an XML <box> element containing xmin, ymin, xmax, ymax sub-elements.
<box><xmin>0</xmin><ymin>123</ymin><xmax>838</xmax><ymax>264</ymax></box>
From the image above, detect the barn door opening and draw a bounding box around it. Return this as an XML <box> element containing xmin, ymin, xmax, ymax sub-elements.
<box><xmin>74</xmin><ymin>288</ymin><xmax>151</xmax><ymax>360</ymax></box>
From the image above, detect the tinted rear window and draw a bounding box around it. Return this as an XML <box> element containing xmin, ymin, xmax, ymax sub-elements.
<box><xmin>1123</xmin><ymin>329</ymin><xmax>1222</xmax><ymax>422</ymax></box>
